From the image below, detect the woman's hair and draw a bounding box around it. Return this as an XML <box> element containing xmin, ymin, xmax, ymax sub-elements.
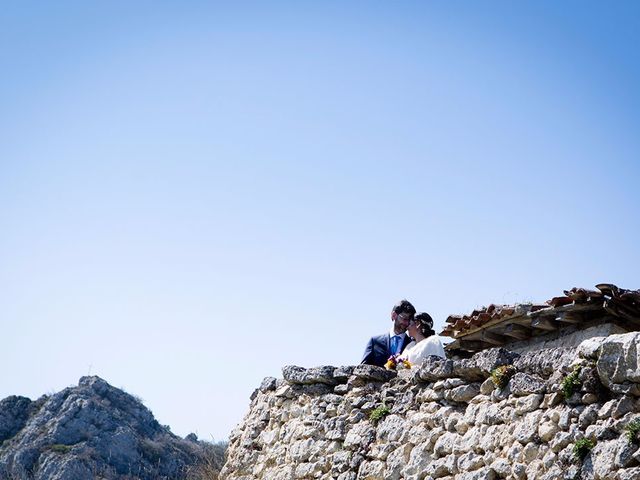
<box><xmin>414</xmin><ymin>312</ymin><xmax>435</xmax><ymax>338</ymax></box>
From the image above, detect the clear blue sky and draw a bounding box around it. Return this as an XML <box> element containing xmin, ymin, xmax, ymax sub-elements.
<box><xmin>1</xmin><ymin>1</ymin><xmax>639</xmax><ymax>441</ymax></box>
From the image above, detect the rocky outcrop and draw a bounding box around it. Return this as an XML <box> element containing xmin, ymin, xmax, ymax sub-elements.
<box><xmin>0</xmin><ymin>376</ymin><xmax>226</xmax><ymax>480</ymax></box>
<box><xmin>221</xmin><ymin>333</ymin><xmax>640</xmax><ymax>480</ymax></box>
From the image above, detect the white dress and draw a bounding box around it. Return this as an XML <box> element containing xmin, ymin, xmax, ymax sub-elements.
<box><xmin>402</xmin><ymin>336</ymin><xmax>446</xmax><ymax>364</ymax></box>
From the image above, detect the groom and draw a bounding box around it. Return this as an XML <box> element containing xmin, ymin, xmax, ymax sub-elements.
<box><xmin>361</xmin><ymin>299</ymin><xmax>416</xmax><ymax>367</ymax></box>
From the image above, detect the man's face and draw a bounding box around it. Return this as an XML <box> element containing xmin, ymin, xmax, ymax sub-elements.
<box><xmin>392</xmin><ymin>311</ymin><xmax>412</xmax><ymax>335</ymax></box>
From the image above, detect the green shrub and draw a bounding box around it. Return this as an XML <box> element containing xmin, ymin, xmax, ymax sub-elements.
<box><xmin>491</xmin><ymin>365</ymin><xmax>516</xmax><ymax>389</ymax></box>
<box><xmin>369</xmin><ymin>404</ymin><xmax>391</xmax><ymax>424</ymax></box>
<box><xmin>50</xmin><ymin>444</ymin><xmax>72</xmax><ymax>454</ymax></box>
<box><xmin>562</xmin><ymin>366</ymin><xmax>582</xmax><ymax>399</ymax></box>
<box><xmin>626</xmin><ymin>418</ymin><xmax>640</xmax><ymax>444</ymax></box>
<box><xmin>572</xmin><ymin>438</ymin><xmax>595</xmax><ymax>461</ymax></box>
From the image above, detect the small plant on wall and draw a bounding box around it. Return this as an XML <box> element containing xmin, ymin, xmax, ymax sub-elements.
<box><xmin>491</xmin><ymin>365</ymin><xmax>516</xmax><ymax>389</ymax></box>
<box><xmin>626</xmin><ymin>418</ymin><xmax>640</xmax><ymax>444</ymax></box>
<box><xmin>562</xmin><ymin>366</ymin><xmax>582</xmax><ymax>399</ymax></box>
<box><xmin>369</xmin><ymin>404</ymin><xmax>391</xmax><ymax>424</ymax></box>
<box><xmin>572</xmin><ymin>438</ymin><xmax>595</xmax><ymax>461</ymax></box>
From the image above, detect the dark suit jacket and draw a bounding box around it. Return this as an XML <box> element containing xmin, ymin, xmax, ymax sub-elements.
<box><xmin>361</xmin><ymin>332</ymin><xmax>412</xmax><ymax>367</ymax></box>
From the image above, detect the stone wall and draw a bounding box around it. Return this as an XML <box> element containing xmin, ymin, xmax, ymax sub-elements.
<box><xmin>506</xmin><ymin>323</ymin><xmax>627</xmax><ymax>354</ymax></box>
<box><xmin>221</xmin><ymin>332</ymin><xmax>640</xmax><ymax>480</ymax></box>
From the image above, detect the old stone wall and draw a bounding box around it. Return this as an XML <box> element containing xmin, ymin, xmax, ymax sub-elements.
<box><xmin>221</xmin><ymin>332</ymin><xmax>640</xmax><ymax>480</ymax></box>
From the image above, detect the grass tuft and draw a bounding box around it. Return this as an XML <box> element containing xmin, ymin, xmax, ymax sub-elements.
<box><xmin>49</xmin><ymin>444</ymin><xmax>72</xmax><ymax>454</ymax></box>
<box><xmin>572</xmin><ymin>438</ymin><xmax>595</xmax><ymax>461</ymax></box>
<box><xmin>369</xmin><ymin>404</ymin><xmax>391</xmax><ymax>424</ymax></box>
<box><xmin>626</xmin><ymin>418</ymin><xmax>640</xmax><ymax>444</ymax></box>
<box><xmin>562</xmin><ymin>366</ymin><xmax>582</xmax><ymax>399</ymax></box>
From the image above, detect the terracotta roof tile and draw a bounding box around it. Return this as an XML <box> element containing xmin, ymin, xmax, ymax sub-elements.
<box><xmin>439</xmin><ymin>283</ymin><xmax>640</xmax><ymax>340</ymax></box>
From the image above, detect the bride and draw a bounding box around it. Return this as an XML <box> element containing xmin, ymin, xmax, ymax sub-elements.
<box><xmin>403</xmin><ymin>312</ymin><xmax>446</xmax><ymax>364</ymax></box>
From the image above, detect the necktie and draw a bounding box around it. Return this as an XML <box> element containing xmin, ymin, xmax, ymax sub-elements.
<box><xmin>391</xmin><ymin>335</ymin><xmax>400</xmax><ymax>355</ymax></box>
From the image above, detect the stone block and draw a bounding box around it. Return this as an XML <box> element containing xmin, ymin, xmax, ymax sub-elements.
<box><xmin>351</xmin><ymin>365</ymin><xmax>397</xmax><ymax>383</ymax></box>
<box><xmin>513</xmin><ymin>347</ymin><xmax>573</xmax><ymax>377</ymax></box>
<box><xmin>514</xmin><ymin>394</ymin><xmax>543</xmax><ymax>415</ymax></box>
<box><xmin>417</xmin><ymin>357</ymin><xmax>454</xmax><ymax>381</ymax></box>
<box><xmin>452</xmin><ymin>348</ymin><xmax>520</xmax><ymax>382</ymax></box>
<box><xmin>480</xmin><ymin>378</ymin><xmax>495</xmax><ymax>395</ymax></box>
<box><xmin>445</xmin><ymin>384</ymin><xmax>481</xmax><ymax>403</ymax></box>
<box><xmin>597</xmin><ymin>332</ymin><xmax>640</xmax><ymax>388</ymax></box>
<box><xmin>282</xmin><ymin>365</ymin><xmax>338</xmax><ymax>385</ymax></box>
<box><xmin>509</xmin><ymin>373</ymin><xmax>547</xmax><ymax>396</ymax></box>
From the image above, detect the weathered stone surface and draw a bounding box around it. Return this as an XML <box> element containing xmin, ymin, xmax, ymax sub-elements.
<box><xmin>425</xmin><ymin>454</ymin><xmax>458</xmax><ymax>477</ymax></box>
<box><xmin>610</xmin><ymin>383</ymin><xmax>640</xmax><ymax>396</ymax></box>
<box><xmin>489</xmin><ymin>458</ymin><xmax>510</xmax><ymax>477</ymax></box>
<box><xmin>0</xmin><ymin>396</ymin><xmax>33</xmax><ymax>443</ymax></box>
<box><xmin>617</xmin><ymin>467</ymin><xmax>640</xmax><ymax>480</ymax></box>
<box><xmin>383</xmin><ymin>443</ymin><xmax>411</xmax><ymax>479</ymax></box>
<box><xmin>577</xmin><ymin>337</ymin><xmax>607</xmax><ymax>361</ymax></box>
<box><xmin>515</xmin><ymin>393</ymin><xmax>543</xmax><ymax>414</ymax></box>
<box><xmin>456</xmin><ymin>466</ymin><xmax>496</xmax><ymax>480</ymax></box>
<box><xmin>333</xmin><ymin>366</ymin><xmax>355</xmax><ymax>381</ymax></box>
<box><xmin>579</xmin><ymin>404</ymin><xmax>600</xmax><ymax>429</ymax></box>
<box><xmin>416</xmin><ymin>357</ymin><xmax>454</xmax><ymax>382</ymax></box>
<box><xmin>259</xmin><ymin>376</ymin><xmax>278</xmax><ymax>392</ymax></box>
<box><xmin>445</xmin><ymin>384</ymin><xmax>481</xmax><ymax>403</ymax></box>
<box><xmin>343</xmin><ymin>421</ymin><xmax>375</xmax><ymax>450</ymax></box>
<box><xmin>514</xmin><ymin>347</ymin><xmax>574</xmax><ymax>376</ymax></box>
<box><xmin>351</xmin><ymin>365</ymin><xmax>397</xmax><ymax>383</ymax></box>
<box><xmin>509</xmin><ymin>462</ymin><xmax>526</xmax><ymax>480</ymax></box>
<box><xmin>614</xmin><ymin>396</ymin><xmax>636</xmax><ymax>419</ymax></box>
<box><xmin>521</xmin><ymin>441</ymin><xmax>539</xmax><ymax>462</ymax></box>
<box><xmin>452</xmin><ymin>348</ymin><xmax>520</xmax><ymax>382</ymax></box>
<box><xmin>433</xmin><ymin>432</ymin><xmax>458</xmax><ymax>457</ymax></box>
<box><xmin>538</xmin><ymin>421</ymin><xmax>559</xmax><ymax>442</ymax></box>
<box><xmin>0</xmin><ymin>377</ymin><xmax>224</xmax><ymax>480</ymax></box>
<box><xmin>401</xmin><ymin>442</ymin><xmax>433</xmax><ymax>477</ymax></box>
<box><xmin>513</xmin><ymin>410</ymin><xmax>544</xmax><ymax>445</ymax></box>
<box><xmin>457</xmin><ymin>451</ymin><xmax>484</xmax><ymax>472</ymax></box>
<box><xmin>588</xmin><ymin>439</ymin><xmax>618</xmax><ymax>480</ymax></box>
<box><xmin>509</xmin><ymin>373</ymin><xmax>547</xmax><ymax>396</ymax></box>
<box><xmin>334</xmin><ymin>384</ymin><xmax>349</xmax><ymax>394</ymax></box>
<box><xmin>480</xmin><ymin>378</ymin><xmax>495</xmax><ymax>395</ymax></box>
<box><xmin>597</xmin><ymin>332</ymin><xmax>640</xmax><ymax>388</ymax></box>
<box><xmin>357</xmin><ymin>459</ymin><xmax>385</xmax><ymax>479</ymax></box>
<box><xmin>583</xmin><ymin>393</ymin><xmax>599</xmax><ymax>404</ymax></box>
<box><xmin>615</xmin><ymin>436</ymin><xmax>639</xmax><ymax>469</ymax></box>
<box><xmin>282</xmin><ymin>365</ymin><xmax>338</xmax><ymax>385</ymax></box>
<box><xmin>376</xmin><ymin>415</ymin><xmax>407</xmax><ymax>443</ymax></box>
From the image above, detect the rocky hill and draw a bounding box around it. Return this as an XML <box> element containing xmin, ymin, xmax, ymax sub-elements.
<box><xmin>0</xmin><ymin>376</ymin><xmax>226</xmax><ymax>480</ymax></box>
<box><xmin>220</xmin><ymin>331</ymin><xmax>640</xmax><ymax>480</ymax></box>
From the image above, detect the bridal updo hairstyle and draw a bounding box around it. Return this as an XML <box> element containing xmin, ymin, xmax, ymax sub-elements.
<box><xmin>414</xmin><ymin>312</ymin><xmax>436</xmax><ymax>337</ymax></box>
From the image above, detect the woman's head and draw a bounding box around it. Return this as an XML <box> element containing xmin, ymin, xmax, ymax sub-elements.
<box><xmin>409</xmin><ymin>312</ymin><xmax>435</xmax><ymax>339</ymax></box>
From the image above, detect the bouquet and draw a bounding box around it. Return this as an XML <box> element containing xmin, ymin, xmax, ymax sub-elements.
<box><xmin>385</xmin><ymin>354</ymin><xmax>412</xmax><ymax>370</ymax></box>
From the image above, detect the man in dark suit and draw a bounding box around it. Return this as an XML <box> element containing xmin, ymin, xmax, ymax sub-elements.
<box><xmin>361</xmin><ymin>299</ymin><xmax>416</xmax><ymax>367</ymax></box>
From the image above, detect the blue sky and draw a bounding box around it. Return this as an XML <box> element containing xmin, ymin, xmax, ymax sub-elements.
<box><xmin>1</xmin><ymin>1</ymin><xmax>639</xmax><ymax>441</ymax></box>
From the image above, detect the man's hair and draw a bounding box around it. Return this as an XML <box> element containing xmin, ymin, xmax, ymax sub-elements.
<box><xmin>414</xmin><ymin>312</ymin><xmax>435</xmax><ymax>337</ymax></box>
<box><xmin>392</xmin><ymin>299</ymin><xmax>416</xmax><ymax>316</ymax></box>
